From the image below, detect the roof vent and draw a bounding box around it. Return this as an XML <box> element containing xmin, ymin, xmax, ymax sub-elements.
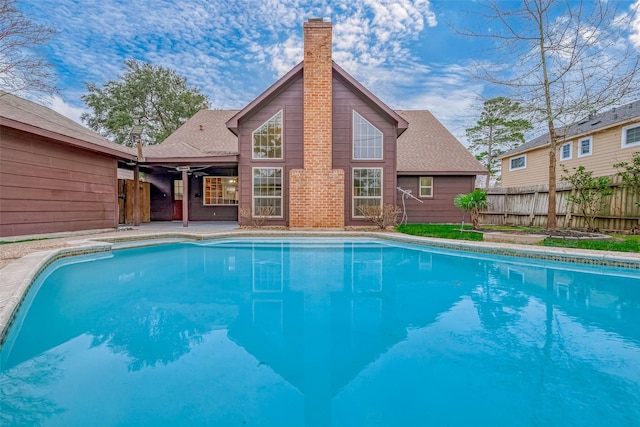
<box><xmin>199</xmin><ymin>124</ymin><xmax>204</xmax><ymax>131</ymax></box>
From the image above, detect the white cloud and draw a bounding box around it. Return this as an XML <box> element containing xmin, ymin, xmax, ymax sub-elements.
<box><xmin>45</xmin><ymin>96</ymin><xmax>86</xmax><ymax>124</ymax></box>
<box><xmin>21</xmin><ymin>0</ymin><xmax>480</xmax><ymax>133</ymax></box>
<box><xmin>629</xmin><ymin>0</ymin><xmax>640</xmax><ymax>48</ymax></box>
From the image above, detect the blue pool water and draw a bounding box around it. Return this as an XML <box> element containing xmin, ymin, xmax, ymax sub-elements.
<box><xmin>1</xmin><ymin>238</ymin><xmax>639</xmax><ymax>426</ymax></box>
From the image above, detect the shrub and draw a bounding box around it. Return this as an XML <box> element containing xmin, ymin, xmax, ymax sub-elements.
<box><xmin>358</xmin><ymin>204</ymin><xmax>402</xmax><ymax>229</ymax></box>
<box><xmin>453</xmin><ymin>189</ymin><xmax>489</xmax><ymax>230</ymax></box>
<box><xmin>561</xmin><ymin>165</ymin><xmax>613</xmax><ymax>232</ymax></box>
<box><xmin>239</xmin><ymin>206</ymin><xmax>275</xmax><ymax>227</ymax></box>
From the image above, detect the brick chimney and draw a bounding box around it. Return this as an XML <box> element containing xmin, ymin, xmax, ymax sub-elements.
<box><xmin>289</xmin><ymin>18</ymin><xmax>345</xmax><ymax>229</ymax></box>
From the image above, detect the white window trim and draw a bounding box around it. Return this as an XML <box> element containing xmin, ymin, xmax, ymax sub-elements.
<box><xmin>352</xmin><ymin>110</ymin><xmax>384</xmax><ymax>161</ymax></box>
<box><xmin>621</xmin><ymin>123</ymin><xmax>640</xmax><ymax>148</ymax></box>
<box><xmin>202</xmin><ymin>176</ymin><xmax>238</xmax><ymax>206</ymax></box>
<box><xmin>577</xmin><ymin>136</ymin><xmax>593</xmax><ymax>158</ymax></box>
<box><xmin>419</xmin><ymin>176</ymin><xmax>434</xmax><ymax>198</ymax></box>
<box><xmin>252</xmin><ymin>109</ymin><xmax>284</xmax><ymax>160</ymax></box>
<box><xmin>352</xmin><ymin>167</ymin><xmax>383</xmax><ymax>218</ymax></box>
<box><xmin>509</xmin><ymin>154</ymin><xmax>527</xmax><ymax>171</ymax></box>
<box><xmin>252</xmin><ymin>167</ymin><xmax>283</xmax><ymax>219</ymax></box>
<box><xmin>560</xmin><ymin>142</ymin><xmax>572</xmax><ymax>160</ymax></box>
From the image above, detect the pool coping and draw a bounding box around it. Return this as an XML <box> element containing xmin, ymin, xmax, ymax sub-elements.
<box><xmin>1</xmin><ymin>230</ymin><xmax>639</xmax><ymax>346</ymax></box>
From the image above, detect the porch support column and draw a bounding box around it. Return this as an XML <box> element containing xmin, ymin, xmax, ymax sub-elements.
<box><xmin>182</xmin><ymin>169</ymin><xmax>189</xmax><ymax>227</ymax></box>
<box><xmin>133</xmin><ymin>164</ymin><xmax>141</xmax><ymax>226</ymax></box>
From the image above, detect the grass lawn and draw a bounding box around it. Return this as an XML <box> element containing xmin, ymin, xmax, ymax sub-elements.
<box><xmin>542</xmin><ymin>234</ymin><xmax>640</xmax><ymax>253</ymax></box>
<box><xmin>396</xmin><ymin>223</ymin><xmax>640</xmax><ymax>253</ymax></box>
<box><xmin>395</xmin><ymin>223</ymin><xmax>483</xmax><ymax>241</ymax></box>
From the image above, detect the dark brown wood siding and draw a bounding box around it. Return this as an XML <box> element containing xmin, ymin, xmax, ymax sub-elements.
<box><xmin>146</xmin><ymin>174</ymin><xmax>173</xmax><ymax>221</ymax></box>
<box><xmin>333</xmin><ymin>73</ymin><xmax>397</xmax><ymax>226</ymax></box>
<box><xmin>0</xmin><ymin>127</ymin><xmax>118</xmax><ymax>237</ymax></box>
<box><xmin>396</xmin><ymin>175</ymin><xmax>476</xmax><ymax>223</ymax></box>
<box><xmin>237</xmin><ymin>75</ymin><xmax>304</xmax><ymax>226</ymax></box>
<box><xmin>146</xmin><ymin>170</ymin><xmax>239</xmax><ymax>221</ymax></box>
<box><xmin>187</xmin><ymin>174</ymin><xmax>239</xmax><ymax>221</ymax></box>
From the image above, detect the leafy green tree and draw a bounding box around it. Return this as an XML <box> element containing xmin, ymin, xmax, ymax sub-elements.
<box><xmin>561</xmin><ymin>165</ymin><xmax>613</xmax><ymax>232</ymax></box>
<box><xmin>614</xmin><ymin>152</ymin><xmax>640</xmax><ymax>208</ymax></box>
<box><xmin>453</xmin><ymin>189</ymin><xmax>490</xmax><ymax>230</ymax></box>
<box><xmin>466</xmin><ymin>97</ymin><xmax>532</xmax><ymax>189</ymax></box>
<box><xmin>81</xmin><ymin>59</ymin><xmax>209</xmax><ymax>146</ymax></box>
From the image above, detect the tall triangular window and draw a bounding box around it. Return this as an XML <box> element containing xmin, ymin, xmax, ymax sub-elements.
<box><xmin>253</xmin><ymin>110</ymin><xmax>283</xmax><ymax>159</ymax></box>
<box><xmin>353</xmin><ymin>111</ymin><xmax>383</xmax><ymax>159</ymax></box>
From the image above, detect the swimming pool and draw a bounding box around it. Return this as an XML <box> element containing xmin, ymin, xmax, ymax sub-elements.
<box><xmin>1</xmin><ymin>237</ymin><xmax>639</xmax><ymax>426</ymax></box>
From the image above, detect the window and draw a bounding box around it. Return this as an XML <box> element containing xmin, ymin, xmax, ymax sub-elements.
<box><xmin>353</xmin><ymin>168</ymin><xmax>382</xmax><ymax>217</ymax></box>
<box><xmin>203</xmin><ymin>177</ymin><xmax>238</xmax><ymax>205</ymax></box>
<box><xmin>560</xmin><ymin>142</ymin><xmax>572</xmax><ymax>160</ymax></box>
<box><xmin>509</xmin><ymin>155</ymin><xmax>526</xmax><ymax>171</ymax></box>
<box><xmin>353</xmin><ymin>111</ymin><xmax>383</xmax><ymax>160</ymax></box>
<box><xmin>173</xmin><ymin>180</ymin><xmax>183</xmax><ymax>201</ymax></box>
<box><xmin>252</xmin><ymin>167</ymin><xmax>282</xmax><ymax>217</ymax></box>
<box><xmin>622</xmin><ymin>124</ymin><xmax>640</xmax><ymax>148</ymax></box>
<box><xmin>252</xmin><ymin>110</ymin><xmax>283</xmax><ymax>159</ymax></box>
<box><xmin>578</xmin><ymin>137</ymin><xmax>592</xmax><ymax>157</ymax></box>
<box><xmin>419</xmin><ymin>176</ymin><xmax>433</xmax><ymax>197</ymax></box>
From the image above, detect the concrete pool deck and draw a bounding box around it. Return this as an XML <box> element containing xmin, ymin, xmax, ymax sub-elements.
<box><xmin>1</xmin><ymin>222</ymin><xmax>639</xmax><ymax>344</ymax></box>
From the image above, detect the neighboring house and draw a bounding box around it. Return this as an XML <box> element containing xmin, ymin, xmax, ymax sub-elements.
<box><xmin>0</xmin><ymin>92</ymin><xmax>136</xmax><ymax>237</ymax></box>
<box><xmin>500</xmin><ymin>100</ymin><xmax>640</xmax><ymax>187</ymax></box>
<box><xmin>143</xmin><ymin>19</ymin><xmax>485</xmax><ymax>227</ymax></box>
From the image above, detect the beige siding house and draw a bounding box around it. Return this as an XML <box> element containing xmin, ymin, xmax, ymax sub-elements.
<box><xmin>500</xmin><ymin>100</ymin><xmax>640</xmax><ymax>187</ymax></box>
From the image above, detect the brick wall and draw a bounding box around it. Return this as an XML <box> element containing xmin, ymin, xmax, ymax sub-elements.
<box><xmin>289</xmin><ymin>19</ymin><xmax>345</xmax><ymax>229</ymax></box>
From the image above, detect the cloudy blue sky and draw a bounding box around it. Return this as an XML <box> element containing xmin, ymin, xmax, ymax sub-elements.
<box><xmin>15</xmin><ymin>0</ymin><xmax>640</xmax><ymax>141</ymax></box>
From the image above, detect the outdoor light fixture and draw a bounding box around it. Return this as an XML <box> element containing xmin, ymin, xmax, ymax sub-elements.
<box><xmin>130</xmin><ymin>124</ymin><xmax>144</xmax><ymax>139</ymax></box>
<box><xmin>130</xmin><ymin>125</ymin><xmax>144</xmax><ymax>161</ymax></box>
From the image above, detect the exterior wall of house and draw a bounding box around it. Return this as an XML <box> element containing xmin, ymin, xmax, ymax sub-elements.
<box><xmin>235</xmin><ymin>68</ymin><xmax>399</xmax><ymax>228</ymax></box>
<box><xmin>501</xmin><ymin>120</ymin><xmax>640</xmax><ymax>187</ymax></box>
<box><xmin>237</xmin><ymin>75</ymin><xmax>304</xmax><ymax>226</ymax></box>
<box><xmin>333</xmin><ymin>74</ymin><xmax>398</xmax><ymax>226</ymax></box>
<box><xmin>147</xmin><ymin>169</ymin><xmax>239</xmax><ymax>222</ymax></box>
<box><xmin>0</xmin><ymin>127</ymin><xmax>118</xmax><ymax>237</ymax></box>
<box><xmin>396</xmin><ymin>175</ymin><xmax>476</xmax><ymax>223</ymax></box>
<box><xmin>147</xmin><ymin>174</ymin><xmax>173</xmax><ymax>221</ymax></box>
<box><xmin>187</xmin><ymin>174</ymin><xmax>238</xmax><ymax>221</ymax></box>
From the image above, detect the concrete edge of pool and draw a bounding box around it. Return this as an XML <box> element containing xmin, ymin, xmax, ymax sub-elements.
<box><xmin>1</xmin><ymin>230</ymin><xmax>639</xmax><ymax>346</ymax></box>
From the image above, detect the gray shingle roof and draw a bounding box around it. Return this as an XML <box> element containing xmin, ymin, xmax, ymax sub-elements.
<box><xmin>396</xmin><ymin>110</ymin><xmax>486</xmax><ymax>174</ymax></box>
<box><xmin>503</xmin><ymin>99</ymin><xmax>640</xmax><ymax>157</ymax></box>
<box><xmin>145</xmin><ymin>108</ymin><xmax>485</xmax><ymax>175</ymax></box>
<box><xmin>0</xmin><ymin>92</ymin><xmax>135</xmax><ymax>157</ymax></box>
<box><xmin>143</xmin><ymin>109</ymin><xmax>239</xmax><ymax>159</ymax></box>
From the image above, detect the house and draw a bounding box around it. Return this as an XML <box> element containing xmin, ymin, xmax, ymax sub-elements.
<box><xmin>500</xmin><ymin>100</ymin><xmax>640</xmax><ymax>187</ymax></box>
<box><xmin>142</xmin><ymin>19</ymin><xmax>485</xmax><ymax>228</ymax></box>
<box><xmin>0</xmin><ymin>92</ymin><xmax>136</xmax><ymax>237</ymax></box>
<box><xmin>0</xmin><ymin>19</ymin><xmax>484</xmax><ymax>237</ymax></box>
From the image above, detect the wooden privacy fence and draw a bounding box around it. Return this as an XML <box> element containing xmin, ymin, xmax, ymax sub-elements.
<box><xmin>479</xmin><ymin>175</ymin><xmax>640</xmax><ymax>230</ymax></box>
<box><xmin>118</xmin><ymin>179</ymin><xmax>151</xmax><ymax>225</ymax></box>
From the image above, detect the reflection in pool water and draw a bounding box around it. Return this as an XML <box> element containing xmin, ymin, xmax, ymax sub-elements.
<box><xmin>1</xmin><ymin>238</ymin><xmax>639</xmax><ymax>426</ymax></box>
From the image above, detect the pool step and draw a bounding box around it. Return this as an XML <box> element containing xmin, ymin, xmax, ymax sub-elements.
<box><xmin>109</xmin><ymin>238</ymin><xmax>192</xmax><ymax>250</ymax></box>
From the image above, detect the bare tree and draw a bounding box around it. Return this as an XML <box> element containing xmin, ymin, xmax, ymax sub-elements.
<box><xmin>0</xmin><ymin>0</ymin><xmax>57</xmax><ymax>96</ymax></box>
<box><xmin>460</xmin><ymin>0</ymin><xmax>640</xmax><ymax>230</ymax></box>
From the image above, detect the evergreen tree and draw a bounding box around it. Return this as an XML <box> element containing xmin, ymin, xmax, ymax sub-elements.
<box><xmin>466</xmin><ymin>97</ymin><xmax>532</xmax><ymax>188</ymax></box>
